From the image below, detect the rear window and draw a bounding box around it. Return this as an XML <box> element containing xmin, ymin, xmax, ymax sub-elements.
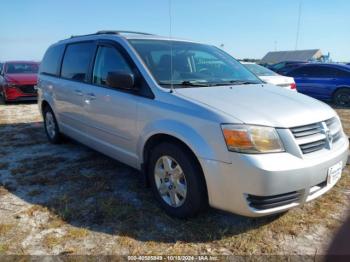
<box><xmin>40</xmin><ymin>45</ymin><xmax>65</xmax><ymax>76</ymax></box>
<box><xmin>61</xmin><ymin>42</ymin><xmax>95</xmax><ymax>82</ymax></box>
<box><xmin>244</xmin><ymin>63</ymin><xmax>278</xmax><ymax>76</ymax></box>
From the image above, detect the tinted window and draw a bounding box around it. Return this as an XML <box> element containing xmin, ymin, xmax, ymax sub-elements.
<box><xmin>40</xmin><ymin>45</ymin><xmax>65</xmax><ymax>76</ymax></box>
<box><xmin>92</xmin><ymin>46</ymin><xmax>132</xmax><ymax>87</ymax></box>
<box><xmin>61</xmin><ymin>42</ymin><xmax>95</xmax><ymax>82</ymax></box>
<box><xmin>289</xmin><ymin>65</ymin><xmax>350</xmax><ymax>78</ymax></box>
<box><xmin>289</xmin><ymin>66</ymin><xmax>320</xmax><ymax>77</ymax></box>
<box><xmin>6</xmin><ymin>63</ymin><xmax>39</xmax><ymax>74</ymax></box>
<box><xmin>317</xmin><ymin>67</ymin><xmax>340</xmax><ymax>77</ymax></box>
<box><xmin>272</xmin><ymin>62</ymin><xmax>286</xmax><ymax>70</ymax></box>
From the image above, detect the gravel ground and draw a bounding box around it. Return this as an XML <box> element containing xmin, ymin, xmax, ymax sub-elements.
<box><xmin>0</xmin><ymin>98</ymin><xmax>349</xmax><ymax>256</ymax></box>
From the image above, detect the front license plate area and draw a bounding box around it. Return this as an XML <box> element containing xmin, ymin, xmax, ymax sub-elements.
<box><xmin>327</xmin><ymin>161</ymin><xmax>342</xmax><ymax>186</ymax></box>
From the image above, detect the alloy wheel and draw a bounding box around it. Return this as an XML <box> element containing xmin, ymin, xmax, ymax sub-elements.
<box><xmin>154</xmin><ymin>155</ymin><xmax>187</xmax><ymax>207</ymax></box>
<box><xmin>336</xmin><ymin>92</ymin><xmax>350</xmax><ymax>106</ymax></box>
<box><xmin>45</xmin><ymin>111</ymin><xmax>56</xmax><ymax>139</ymax></box>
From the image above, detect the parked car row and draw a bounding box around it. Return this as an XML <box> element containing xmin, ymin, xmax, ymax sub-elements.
<box><xmin>35</xmin><ymin>31</ymin><xmax>348</xmax><ymax>218</ymax></box>
<box><xmin>285</xmin><ymin>63</ymin><xmax>350</xmax><ymax>106</ymax></box>
<box><xmin>253</xmin><ymin>61</ymin><xmax>350</xmax><ymax>106</ymax></box>
<box><xmin>0</xmin><ymin>61</ymin><xmax>39</xmax><ymax>102</ymax></box>
<box><xmin>1</xmin><ymin>56</ymin><xmax>348</xmax><ymax>107</ymax></box>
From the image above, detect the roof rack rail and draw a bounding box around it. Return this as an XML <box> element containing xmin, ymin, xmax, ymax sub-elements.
<box><xmin>70</xmin><ymin>30</ymin><xmax>154</xmax><ymax>39</ymax></box>
<box><xmin>96</xmin><ymin>30</ymin><xmax>154</xmax><ymax>35</ymax></box>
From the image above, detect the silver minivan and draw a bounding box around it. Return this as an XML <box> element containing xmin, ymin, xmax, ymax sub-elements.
<box><xmin>38</xmin><ymin>31</ymin><xmax>348</xmax><ymax>218</ymax></box>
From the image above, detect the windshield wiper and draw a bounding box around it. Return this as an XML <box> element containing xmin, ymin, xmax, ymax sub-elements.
<box><xmin>158</xmin><ymin>80</ymin><xmax>211</xmax><ymax>87</ymax></box>
<box><xmin>225</xmin><ymin>80</ymin><xmax>260</xmax><ymax>85</ymax></box>
<box><xmin>180</xmin><ymin>81</ymin><xmax>211</xmax><ymax>87</ymax></box>
<box><xmin>158</xmin><ymin>80</ymin><xmax>259</xmax><ymax>87</ymax></box>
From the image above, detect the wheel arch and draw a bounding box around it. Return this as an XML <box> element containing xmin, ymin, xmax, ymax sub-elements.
<box><xmin>332</xmin><ymin>86</ymin><xmax>350</xmax><ymax>97</ymax></box>
<box><xmin>141</xmin><ymin>132</ymin><xmax>209</xmax><ymax>201</ymax></box>
<box><xmin>41</xmin><ymin>100</ymin><xmax>51</xmax><ymax>114</ymax></box>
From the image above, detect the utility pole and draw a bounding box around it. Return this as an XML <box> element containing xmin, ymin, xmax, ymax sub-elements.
<box><xmin>295</xmin><ymin>0</ymin><xmax>303</xmax><ymax>50</ymax></box>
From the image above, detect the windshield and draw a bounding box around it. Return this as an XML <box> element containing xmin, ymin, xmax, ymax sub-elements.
<box><xmin>5</xmin><ymin>63</ymin><xmax>39</xmax><ymax>74</ymax></box>
<box><xmin>244</xmin><ymin>63</ymin><xmax>278</xmax><ymax>76</ymax></box>
<box><xmin>129</xmin><ymin>39</ymin><xmax>261</xmax><ymax>87</ymax></box>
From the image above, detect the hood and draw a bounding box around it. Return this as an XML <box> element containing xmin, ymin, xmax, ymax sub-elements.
<box><xmin>5</xmin><ymin>73</ymin><xmax>38</xmax><ymax>85</ymax></box>
<box><xmin>175</xmin><ymin>84</ymin><xmax>335</xmax><ymax>128</ymax></box>
<box><xmin>259</xmin><ymin>75</ymin><xmax>294</xmax><ymax>86</ymax></box>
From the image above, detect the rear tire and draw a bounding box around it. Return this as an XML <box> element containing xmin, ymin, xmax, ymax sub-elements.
<box><xmin>43</xmin><ymin>106</ymin><xmax>62</xmax><ymax>144</ymax></box>
<box><xmin>148</xmin><ymin>142</ymin><xmax>207</xmax><ymax>218</ymax></box>
<box><xmin>333</xmin><ymin>88</ymin><xmax>350</xmax><ymax>107</ymax></box>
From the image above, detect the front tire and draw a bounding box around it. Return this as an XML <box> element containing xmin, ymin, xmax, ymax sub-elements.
<box><xmin>148</xmin><ymin>142</ymin><xmax>207</xmax><ymax>218</ymax></box>
<box><xmin>333</xmin><ymin>88</ymin><xmax>350</xmax><ymax>107</ymax></box>
<box><xmin>43</xmin><ymin>106</ymin><xmax>62</xmax><ymax>144</ymax></box>
<box><xmin>1</xmin><ymin>89</ymin><xmax>8</xmax><ymax>104</ymax></box>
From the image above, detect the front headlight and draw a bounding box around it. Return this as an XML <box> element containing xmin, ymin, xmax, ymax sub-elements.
<box><xmin>221</xmin><ymin>124</ymin><xmax>284</xmax><ymax>153</ymax></box>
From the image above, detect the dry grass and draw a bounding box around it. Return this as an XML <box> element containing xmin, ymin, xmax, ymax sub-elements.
<box><xmin>65</xmin><ymin>228</ymin><xmax>89</xmax><ymax>239</ymax></box>
<box><xmin>0</xmin><ymin>243</ymin><xmax>9</xmax><ymax>253</ymax></box>
<box><xmin>0</xmin><ymin>224</ymin><xmax>14</xmax><ymax>236</ymax></box>
<box><xmin>43</xmin><ymin>234</ymin><xmax>62</xmax><ymax>249</ymax></box>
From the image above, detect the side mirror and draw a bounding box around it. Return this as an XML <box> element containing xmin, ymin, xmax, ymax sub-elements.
<box><xmin>106</xmin><ymin>71</ymin><xmax>135</xmax><ymax>90</ymax></box>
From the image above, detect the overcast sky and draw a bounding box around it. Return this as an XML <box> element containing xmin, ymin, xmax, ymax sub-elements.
<box><xmin>0</xmin><ymin>0</ymin><xmax>349</xmax><ymax>62</ymax></box>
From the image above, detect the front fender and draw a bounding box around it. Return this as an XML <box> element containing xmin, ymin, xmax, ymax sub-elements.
<box><xmin>137</xmin><ymin>119</ymin><xmax>218</xmax><ymax>167</ymax></box>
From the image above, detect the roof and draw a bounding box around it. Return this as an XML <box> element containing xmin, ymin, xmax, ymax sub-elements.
<box><xmin>296</xmin><ymin>63</ymin><xmax>350</xmax><ymax>70</ymax></box>
<box><xmin>261</xmin><ymin>49</ymin><xmax>322</xmax><ymax>64</ymax></box>
<box><xmin>58</xmin><ymin>30</ymin><xmax>194</xmax><ymax>45</ymax></box>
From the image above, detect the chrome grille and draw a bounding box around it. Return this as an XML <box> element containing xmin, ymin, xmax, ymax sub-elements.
<box><xmin>299</xmin><ymin>140</ymin><xmax>326</xmax><ymax>154</ymax></box>
<box><xmin>290</xmin><ymin>117</ymin><xmax>342</xmax><ymax>154</ymax></box>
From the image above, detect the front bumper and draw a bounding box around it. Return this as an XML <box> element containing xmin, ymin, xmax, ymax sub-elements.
<box><xmin>200</xmin><ymin>136</ymin><xmax>349</xmax><ymax>217</ymax></box>
<box><xmin>3</xmin><ymin>86</ymin><xmax>37</xmax><ymax>101</ymax></box>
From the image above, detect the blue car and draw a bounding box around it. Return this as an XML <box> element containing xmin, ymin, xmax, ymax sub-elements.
<box><xmin>286</xmin><ymin>63</ymin><xmax>350</xmax><ymax>106</ymax></box>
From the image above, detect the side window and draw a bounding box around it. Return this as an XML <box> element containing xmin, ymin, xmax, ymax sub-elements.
<box><xmin>61</xmin><ymin>42</ymin><xmax>95</xmax><ymax>83</ymax></box>
<box><xmin>289</xmin><ymin>66</ymin><xmax>319</xmax><ymax>77</ymax></box>
<box><xmin>40</xmin><ymin>45</ymin><xmax>65</xmax><ymax>76</ymax></box>
<box><xmin>92</xmin><ymin>46</ymin><xmax>132</xmax><ymax>87</ymax></box>
<box><xmin>288</xmin><ymin>67</ymin><xmax>307</xmax><ymax>77</ymax></box>
<box><xmin>316</xmin><ymin>67</ymin><xmax>338</xmax><ymax>78</ymax></box>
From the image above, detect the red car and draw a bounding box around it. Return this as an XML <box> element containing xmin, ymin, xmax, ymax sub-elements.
<box><xmin>0</xmin><ymin>61</ymin><xmax>39</xmax><ymax>102</ymax></box>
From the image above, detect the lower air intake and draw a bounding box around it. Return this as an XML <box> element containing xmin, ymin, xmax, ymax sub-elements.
<box><xmin>247</xmin><ymin>191</ymin><xmax>301</xmax><ymax>210</ymax></box>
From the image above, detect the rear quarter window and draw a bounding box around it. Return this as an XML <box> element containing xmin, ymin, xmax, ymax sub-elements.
<box><xmin>40</xmin><ymin>45</ymin><xmax>65</xmax><ymax>76</ymax></box>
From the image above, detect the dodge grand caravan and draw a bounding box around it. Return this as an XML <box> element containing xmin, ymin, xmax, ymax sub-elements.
<box><xmin>38</xmin><ymin>31</ymin><xmax>349</xmax><ymax>218</ymax></box>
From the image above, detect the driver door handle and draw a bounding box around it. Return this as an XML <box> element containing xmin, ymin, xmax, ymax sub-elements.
<box><xmin>86</xmin><ymin>93</ymin><xmax>96</xmax><ymax>100</ymax></box>
<box><xmin>74</xmin><ymin>89</ymin><xmax>83</xmax><ymax>96</ymax></box>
